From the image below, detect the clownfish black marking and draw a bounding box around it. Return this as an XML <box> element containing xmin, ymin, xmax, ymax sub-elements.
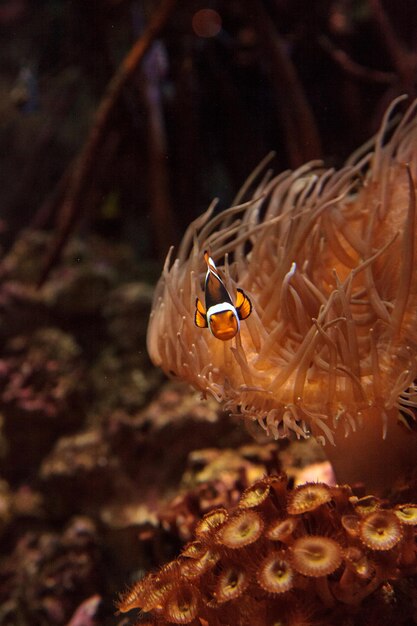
<box><xmin>194</xmin><ymin>251</ymin><xmax>252</xmax><ymax>341</ymax></box>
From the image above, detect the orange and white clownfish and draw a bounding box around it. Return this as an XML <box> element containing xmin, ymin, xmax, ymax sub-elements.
<box><xmin>194</xmin><ymin>251</ymin><xmax>252</xmax><ymax>341</ymax></box>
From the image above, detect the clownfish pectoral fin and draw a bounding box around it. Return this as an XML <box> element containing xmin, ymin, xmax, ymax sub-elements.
<box><xmin>235</xmin><ymin>288</ymin><xmax>252</xmax><ymax>320</ymax></box>
<box><xmin>195</xmin><ymin>297</ymin><xmax>208</xmax><ymax>328</ymax></box>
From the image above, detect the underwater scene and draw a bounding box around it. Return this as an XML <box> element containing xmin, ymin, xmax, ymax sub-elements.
<box><xmin>0</xmin><ymin>2</ymin><xmax>417</xmax><ymax>625</ymax></box>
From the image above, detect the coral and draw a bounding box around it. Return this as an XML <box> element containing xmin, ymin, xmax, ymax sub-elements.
<box><xmin>147</xmin><ymin>97</ymin><xmax>417</xmax><ymax>491</ymax></box>
<box><xmin>157</xmin><ymin>443</ymin><xmax>282</xmax><ymax>543</ymax></box>
<box><xmin>0</xmin><ymin>229</ymin><xmax>164</xmax><ymax>484</ymax></box>
<box><xmin>1</xmin><ymin>230</ymin><xmax>140</xmax><ymax>288</ymax></box>
<box><xmin>103</xmin><ymin>381</ymin><xmax>251</xmax><ymax>495</ymax></box>
<box><xmin>0</xmin><ymin>516</ymin><xmax>103</xmax><ymax>626</ymax></box>
<box><xmin>90</xmin><ymin>348</ymin><xmax>160</xmax><ymax>417</ymax></box>
<box><xmin>35</xmin><ymin>379</ymin><xmax>267</xmax><ymax>586</ymax></box>
<box><xmin>0</xmin><ymin>328</ymin><xmax>85</xmax><ymax>480</ymax></box>
<box><xmin>39</xmin><ymin>430</ymin><xmax>119</xmax><ymax>518</ymax></box>
<box><xmin>0</xmin><ymin>230</ymin><xmax>144</xmax><ymax>345</ymax></box>
<box><xmin>0</xmin><ymin>231</ymin><xmax>190</xmax><ymax>623</ymax></box>
<box><xmin>118</xmin><ymin>475</ymin><xmax>417</xmax><ymax>626</ymax></box>
<box><xmin>103</xmin><ymin>283</ymin><xmax>155</xmax><ymax>353</ymax></box>
<box><xmin>0</xmin><ymin>328</ymin><xmax>82</xmax><ymax>416</ymax></box>
<box><xmin>89</xmin><ymin>281</ymin><xmax>161</xmax><ymax>418</ymax></box>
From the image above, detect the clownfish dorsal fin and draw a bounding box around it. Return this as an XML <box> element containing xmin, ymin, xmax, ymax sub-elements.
<box><xmin>203</xmin><ymin>252</ymin><xmax>233</xmax><ymax>309</ymax></box>
<box><xmin>203</xmin><ymin>250</ymin><xmax>221</xmax><ymax>278</ymax></box>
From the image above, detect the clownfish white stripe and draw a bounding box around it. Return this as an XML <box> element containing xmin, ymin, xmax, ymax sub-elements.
<box><xmin>207</xmin><ymin>302</ymin><xmax>237</xmax><ymax>316</ymax></box>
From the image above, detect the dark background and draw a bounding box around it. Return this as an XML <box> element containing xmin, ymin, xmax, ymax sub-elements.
<box><xmin>1</xmin><ymin>0</ymin><xmax>416</xmax><ymax>265</ymax></box>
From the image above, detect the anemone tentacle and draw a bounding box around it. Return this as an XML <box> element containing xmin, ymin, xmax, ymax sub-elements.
<box><xmin>147</xmin><ymin>97</ymin><xmax>417</xmax><ymax>449</ymax></box>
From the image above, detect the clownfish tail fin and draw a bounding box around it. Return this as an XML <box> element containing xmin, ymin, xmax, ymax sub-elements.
<box><xmin>235</xmin><ymin>288</ymin><xmax>252</xmax><ymax>320</ymax></box>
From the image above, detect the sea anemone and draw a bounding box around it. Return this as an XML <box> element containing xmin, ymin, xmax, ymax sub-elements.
<box><xmin>343</xmin><ymin>546</ymin><xmax>374</xmax><ymax>580</ymax></box>
<box><xmin>147</xmin><ymin>96</ymin><xmax>417</xmax><ymax>491</ymax></box>
<box><xmin>287</xmin><ymin>483</ymin><xmax>331</xmax><ymax>515</ymax></box>
<box><xmin>359</xmin><ymin>510</ymin><xmax>403</xmax><ymax>551</ymax></box>
<box><xmin>179</xmin><ymin>544</ymin><xmax>220</xmax><ymax>579</ymax></box>
<box><xmin>217</xmin><ymin>509</ymin><xmax>264</xmax><ymax>549</ymax></box>
<box><xmin>214</xmin><ymin>564</ymin><xmax>250</xmax><ymax>603</ymax></box>
<box><xmin>239</xmin><ymin>480</ymin><xmax>271</xmax><ymax>508</ymax></box>
<box><xmin>394</xmin><ymin>503</ymin><xmax>417</xmax><ymax>525</ymax></box>
<box><xmin>290</xmin><ymin>536</ymin><xmax>342</xmax><ymax>577</ymax></box>
<box><xmin>162</xmin><ymin>584</ymin><xmax>200</xmax><ymax>623</ymax></box>
<box><xmin>266</xmin><ymin>517</ymin><xmax>298</xmax><ymax>542</ymax></box>
<box><xmin>195</xmin><ymin>508</ymin><xmax>229</xmax><ymax>536</ymax></box>
<box><xmin>351</xmin><ymin>495</ymin><xmax>381</xmax><ymax>517</ymax></box>
<box><xmin>257</xmin><ymin>552</ymin><xmax>294</xmax><ymax>594</ymax></box>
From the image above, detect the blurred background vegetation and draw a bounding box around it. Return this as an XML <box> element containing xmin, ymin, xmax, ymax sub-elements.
<box><xmin>1</xmin><ymin>0</ymin><xmax>416</xmax><ymax>265</ymax></box>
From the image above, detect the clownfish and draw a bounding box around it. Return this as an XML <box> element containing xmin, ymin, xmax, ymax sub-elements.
<box><xmin>194</xmin><ymin>251</ymin><xmax>252</xmax><ymax>341</ymax></box>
